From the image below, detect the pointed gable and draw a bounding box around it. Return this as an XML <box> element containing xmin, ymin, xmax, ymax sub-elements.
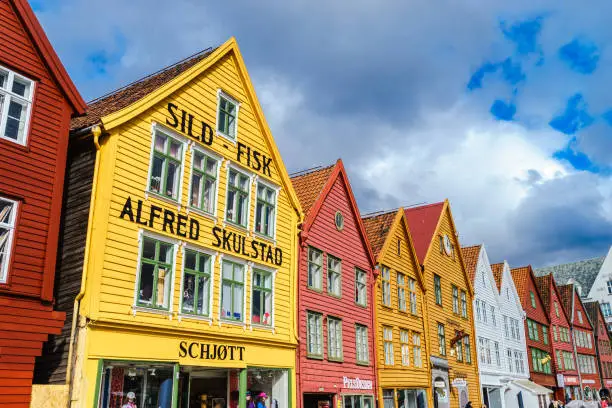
<box><xmin>404</xmin><ymin>202</ymin><xmax>445</xmax><ymax>264</ymax></box>
<box><xmin>534</xmin><ymin>274</ymin><xmax>552</xmax><ymax>311</ymax></box>
<box><xmin>290</xmin><ymin>164</ymin><xmax>335</xmax><ymax>217</ymax></box>
<box><xmin>557</xmin><ymin>284</ymin><xmax>574</xmax><ymax>320</ymax></box>
<box><xmin>491</xmin><ymin>263</ymin><xmax>504</xmax><ymax>291</ymax></box>
<box><xmin>584</xmin><ymin>301</ymin><xmax>607</xmax><ymax>339</ymax></box>
<box><xmin>362</xmin><ymin>210</ymin><xmax>398</xmax><ymax>259</ymax></box>
<box><xmin>512</xmin><ymin>265</ymin><xmax>550</xmax><ymax>325</ymax></box>
<box><xmin>461</xmin><ymin>245</ymin><xmax>482</xmax><ymax>284</ymax></box>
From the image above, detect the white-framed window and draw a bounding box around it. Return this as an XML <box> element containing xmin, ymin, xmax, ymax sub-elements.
<box><xmin>504</xmin><ymin>316</ymin><xmax>509</xmax><ymax>338</ymax></box>
<box><xmin>409</xmin><ymin>278</ymin><xmax>418</xmax><ymax>315</ymax></box>
<box><xmin>607</xmin><ymin>280</ymin><xmax>612</xmax><ymax>294</ymax></box>
<box><xmin>307</xmin><ymin>247</ymin><xmax>323</xmax><ymax>290</ymax></box>
<box><xmin>397</xmin><ymin>273</ymin><xmax>407</xmax><ymax>311</ymax></box>
<box><xmin>383</xmin><ymin>326</ymin><xmax>394</xmax><ymax>365</ymax></box>
<box><xmin>494</xmin><ymin>341</ymin><xmax>500</xmax><ymax>366</ymax></box>
<box><xmin>255</xmin><ymin>181</ymin><xmax>277</xmax><ymax>238</ymax></box>
<box><xmin>482</xmin><ymin>301</ymin><xmax>488</xmax><ymax>323</ymax></box>
<box><xmin>577</xmin><ymin>310</ymin><xmax>583</xmax><ymax>324</ymax></box>
<box><xmin>148</xmin><ymin>127</ymin><xmax>184</xmax><ymax>201</ymax></box>
<box><xmin>252</xmin><ymin>268</ymin><xmax>273</xmax><ymax>326</ymax></box>
<box><xmin>464</xmin><ymin>335</ymin><xmax>472</xmax><ymax>363</ymax></box>
<box><xmin>0</xmin><ymin>197</ymin><xmax>18</xmax><ymax>283</ymax></box>
<box><xmin>355</xmin><ymin>324</ymin><xmax>369</xmax><ymax>364</ymax></box>
<box><xmin>490</xmin><ymin>305</ymin><xmax>496</xmax><ymax>326</ymax></box>
<box><xmin>602</xmin><ymin>302</ymin><xmax>612</xmax><ymax>317</ymax></box>
<box><xmin>0</xmin><ymin>65</ymin><xmax>34</xmax><ymax>145</ymax></box>
<box><xmin>181</xmin><ymin>248</ymin><xmax>212</xmax><ymax>316</ymax></box>
<box><xmin>507</xmin><ymin>349</ymin><xmax>513</xmax><ymax>372</ymax></box>
<box><xmin>355</xmin><ymin>268</ymin><xmax>367</xmax><ymax>306</ymax></box>
<box><xmin>382</xmin><ymin>266</ymin><xmax>391</xmax><ymax>306</ymax></box>
<box><xmin>216</xmin><ymin>90</ymin><xmax>239</xmax><ymax>141</ymax></box>
<box><xmin>413</xmin><ymin>333</ymin><xmax>422</xmax><ymax>367</ymax></box>
<box><xmin>136</xmin><ymin>235</ymin><xmax>174</xmax><ymax>310</ymax></box>
<box><xmin>476</xmin><ymin>299</ymin><xmax>481</xmax><ymax>321</ymax></box>
<box><xmin>327</xmin><ymin>316</ymin><xmax>343</xmax><ymax>361</ymax></box>
<box><xmin>225</xmin><ymin>166</ymin><xmax>251</xmax><ymax>227</ymax></box>
<box><xmin>220</xmin><ymin>259</ymin><xmax>245</xmax><ymax>321</ymax></box>
<box><xmin>327</xmin><ymin>255</ymin><xmax>341</xmax><ymax>297</ymax></box>
<box><xmin>452</xmin><ymin>285</ymin><xmax>459</xmax><ymax>314</ymax></box>
<box><xmin>307</xmin><ymin>311</ymin><xmax>323</xmax><ymax>358</ymax></box>
<box><xmin>189</xmin><ymin>149</ymin><xmax>219</xmax><ymax>214</ymax></box>
<box><xmin>438</xmin><ymin>323</ymin><xmax>446</xmax><ymax>356</ymax></box>
<box><xmin>400</xmin><ymin>329</ymin><xmax>410</xmax><ymax>366</ymax></box>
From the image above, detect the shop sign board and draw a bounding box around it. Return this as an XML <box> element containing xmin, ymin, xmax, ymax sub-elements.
<box><xmin>605</xmin><ymin>379</ymin><xmax>612</xmax><ymax>387</ymax></box>
<box><xmin>179</xmin><ymin>341</ymin><xmax>245</xmax><ymax>361</ymax></box>
<box><xmin>582</xmin><ymin>379</ymin><xmax>595</xmax><ymax>384</ymax></box>
<box><xmin>556</xmin><ymin>374</ymin><xmax>565</xmax><ymax>387</ymax></box>
<box><xmin>342</xmin><ymin>377</ymin><xmax>373</xmax><ymax>390</ymax></box>
<box><xmin>451</xmin><ymin>378</ymin><xmax>467</xmax><ymax>388</ymax></box>
<box><xmin>564</xmin><ymin>376</ymin><xmax>579</xmax><ymax>385</ymax></box>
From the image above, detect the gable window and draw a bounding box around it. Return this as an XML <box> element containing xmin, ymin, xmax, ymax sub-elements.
<box><xmin>189</xmin><ymin>150</ymin><xmax>218</xmax><ymax>213</ymax></box>
<box><xmin>400</xmin><ymin>329</ymin><xmax>410</xmax><ymax>366</ymax></box>
<box><xmin>464</xmin><ymin>335</ymin><xmax>472</xmax><ymax>363</ymax></box>
<box><xmin>452</xmin><ymin>285</ymin><xmax>459</xmax><ymax>314</ymax></box>
<box><xmin>217</xmin><ymin>92</ymin><xmax>238</xmax><ymax>140</ymax></box>
<box><xmin>397</xmin><ymin>239</ymin><xmax>401</xmax><ymax>256</ymax></box>
<box><xmin>306</xmin><ymin>312</ymin><xmax>323</xmax><ymax>358</ymax></box>
<box><xmin>413</xmin><ymin>333</ymin><xmax>422</xmax><ymax>367</ymax></box>
<box><xmin>334</xmin><ymin>211</ymin><xmax>344</xmax><ymax>231</ymax></box>
<box><xmin>252</xmin><ymin>269</ymin><xmax>272</xmax><ymax>326</ymax></box>
<box><xmin>181</xmin><ymin>249</ymin><xmax>211</xmax><ymax>316</ymax></box>
<box><xmin>382</xmin><ymin>266</ymin><xmax>391</xmax><ymax>306</ymax></box>
<box><xmin>434</xmin><ymin>274</ymin><xmax>442</xmax><ymax>306</ymax></box>
<box><xmin>460</xmin><ymin>290</ymin><xmax>467</xmax><ymax>318</ymax></box>
<box><xmin>438</xmin><ymin>323</ymin><xmax>446</xmax><ymax>356</ymax></box>
<box><xmin>327</xmin><ymin>317</ymin><xmax>343</xmax><ymax>361</ymax></box>
<box><xmin>607</xmin><ymin>281</ymin><xmax>612</xmax><ymax>294</ymax></box>
<box><xmin>307</xmin><ymin>247</ymin><xmax>323</xmax><ymax>290</ymax></box>
<box><xmin>149</xmin><ymin>129</ymin><xmax>183</xmax><ymax>200</ymax></box>
<box><xmin>554</xmin><ymin>301</ymin><xmax>560</xmax><ymax>318</ymax></box>
<box><xmin>0</xmin><ymin>197</ymin><xmax>18</xmax><ymax>283</ymax></box>
<box><xmin>355</xmin><ymin>324</ymin><xmax>369</xmax><ymax>364</ymax></box>
<box><xmin>0</xmin><ymin>66</ymin><xmax>34</xmax><ymax>145</ymax></box>
<box><xmin>226</xmin><ymin>168</ymin><xmax>250</xmax><ymax>227</ymax></box>
<box><xmin>577</xmin><ymin>310</ymin><xmax>583</xmax><ymax>324</ymax></box>
<box><xmin>397</xmin><ymin>273</ymin><xmax>407</xmax><ymax>311</ymax></box>
<box><xmin>137</xmin><ymin>236</ymin><xmax>173</xmax><ymax>310</ymax></box>
<box><xmin>383</xmin><ymin>326</ymin><xmax>394</xmax><ymax>365</ymax></box>
<box><xmin>220</xmin><ymin>260</ymin><xmax>245</xmax><ymax>321</ymax></box>
<box><xmin>327</xmin><ymin>255</ymin><xmax>341</xmax><ymax>297</ymax></box>
<box><xmin>255</xmin><ymin>182</ymin><xmax>277</xmax><ymax>237</ymax></box>
<box><xmin>409</xmin><ymin>278</ymin><xmax>418</xmax><ymax>315</ymax></box>
<box><xmin>530</xmin><ymin>291</ymin><xmax>536</xmax><ymax>308</ymax></box>
<box><xmin>355</xmin><ymin>268</ymin><xmax>367</xmax><ymax>306</ymax></box>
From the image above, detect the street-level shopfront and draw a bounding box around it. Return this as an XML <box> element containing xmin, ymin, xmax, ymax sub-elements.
<box><xmin>305</xmin><ymin>378</ymin><xmax>376</xmax><ymax>408</ymax></box>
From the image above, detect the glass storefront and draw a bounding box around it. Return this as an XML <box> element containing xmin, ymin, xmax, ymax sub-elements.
<box><xmin>343</xmin><ymin>394</ymin><xmax>374</xmax><ymax>408</ymax></box>
<box><xmin>382</xmin><ymin>388</ymin><xmax>427</xmax><ymax>408</ymax></box>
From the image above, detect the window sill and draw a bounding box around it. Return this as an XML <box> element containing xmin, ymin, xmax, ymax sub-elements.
<box><xmin>356</xmin><ymin>361</ymin><xmax>370</xmax><ymax>367</ymax></box>
<box><xmin>307</xmin><ymin>286</ymin><xmax>324</xmax><ymax>293</ymax></box>
<box><xmin>251</xmin><ymin>323</ymin><xmax>274</xmax><ymax>331</ymax></box>
<box><xmin>132</xmin><ymin>305</ymin><xmax>172</xmax><ymax>316</ymax></box>
<box><xmin>146</xmin><ymin>191</ymin><xmax>181</xmax><ymax>208</ymax></box>
<box><xmin>220</xmin><ymin>319</ymin><xmax>246</xmax><ymax>327</ymax></box>
<box><xmin>187</xmin><ymin>206</ymin><xmax>217</xmax><ymax>222</ymax></box>
<box><xmin>178</xmin><ymin>313</ymin><xmax>212</xmax><ymax>323</ymax></box>
<box><xmin>224</xmin><ymin>220</ymin><xmax>249</xmax><ymax>233</ymax></box>
<box><xmin>328</xmin><ymin>358</ymin><xmax>344</xmax><ymax>363</ymax></box>
<box><xmin>0</xmin><ymin>136</ymin><xmax>29</xmax><ymax>152</ymax></box>
<box><xmin>253</xmin><ymin>231</ymin><xmax>276</xmax><ymax>245</ymax></box>
<box><xmin>327</xmin><ymin>293</ymin><xmax>342</xmax><ymax>299</ymax></box>
<box><xmin>307</xmin><ymin>354</ymin><xmax>324</xmax><ymax>360</ymax></box>
<box><xmin>216</xmin><ymin>130</ymin><xmax>237</xmax><ymax>145</ymax></box>
<box><xmin>354</xmin><ymin>302</ymin><xmax>368</xmax><ymax>309</ymax></box>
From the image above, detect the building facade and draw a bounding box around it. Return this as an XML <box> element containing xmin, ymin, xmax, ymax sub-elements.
<box><xmin>584</xmin><ymin>301</ymin><xmax>612</xmax><ymax>398</ymax></box>
<box><xmin>33</xmin><ymin>38</ymin><xmax>302</xmax><ymax>408</ymax></box>
<box><xmin>362</xmin><ymin>209</ymin><xmax>429</xmax><ymax>408</ymax></box>
<box><xmin>404</xmin><ymin>201</ymin><xmax>480</xmax><ymax>408</ymax></box>
<box><xmin>0</xmin><ymin>0</ymin><xmax>86</xmax><ymax>406</ymax></box>
<box><xmin>290</xmin><ymin>161</ymin><xmax>377</xmax><ymax>408</ymax></box>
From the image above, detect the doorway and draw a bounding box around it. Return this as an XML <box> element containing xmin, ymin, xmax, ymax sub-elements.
<box><xmin>303</xmin><ymin>393</ymin><xmax>334</xmax><ymax>408</ymax></box>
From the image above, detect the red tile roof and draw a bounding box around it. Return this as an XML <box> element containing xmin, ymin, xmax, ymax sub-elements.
<box><xmin>362</xmin><ymin>210</ymin><xmax>398</xmax><ymax>258</ymax></box>
<box><xmin>71</xmin><ymin>47</ymin><xmax>215</xmax><ymax>131</ymax></box>
<box><xmin>511</xmin><ymin>266</ymin><xmax>531</xmax><ymax>301</ymax></box>
<box><xmin>290</xmin><ymin>164</ymin><xmax>335</xmax><ymax>216</ymax></box>
<box><xmin>461</xmin><ymin>245</ymin><xmax>481</xmax><ymax>284</ymax></box>
<box><xmin>557</xmin><ymin>284</ymin><xmax>574</xmax><ymax>320</ymax></box>
<box><xmin>491</xmin><ymin>263</ymin><xmax>504</xmax><ymax>291</ymax></box>
<box><xmin>404</xmin><ymin>202</ymin><xmax>445</xmax><ymax>264</ymax></box>
<box><xmin>534</xmin><ymin>274</ymin><xmax>552</xmax><ymax>311</ymax></box>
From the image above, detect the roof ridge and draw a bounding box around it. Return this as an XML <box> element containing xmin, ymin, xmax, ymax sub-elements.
<box><xmin>361</xmin><ymin>208</ymin><xmax>400</xmax><ymax>219</ymax></box>
<box><xmin>404</xmin><ymin>201</ymin><xmax>445</xmax><ymax>211</ymax></box>
<box><xmin>289</xmin><ymin>163</ymin><xmax>335</xmax><ymax>178</ymax></box>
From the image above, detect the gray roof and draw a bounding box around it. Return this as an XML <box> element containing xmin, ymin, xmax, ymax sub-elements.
<box><xmin>534</xmin><ymin>256</ymin><xmax>605</xmax><ymax>297</ymax></box>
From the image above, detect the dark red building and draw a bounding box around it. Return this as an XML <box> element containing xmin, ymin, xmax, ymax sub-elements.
<box><xmin>584</xmin><ymin>301</ymin><xmax>612</xmax><ymax>398</ymax></box>
<box><xmin>535</xmin><ymin>274</ymin><xmax>579</xmax><ymax>400</ymax></box>
<box><xmin>511</xmin><ymin>266</ymin><xmax>556</xmax><ymax>391</ymax></box>
<box><xmin>291</xmin><ymin>160</ymin><xmax>377</xmax><ymax>408</ymax></box>
<box><xmin>0</xmin><ymin>0</ymin><xmax>86</xmax><ymax>405</ymax></box>
<box><xmin>558</xmin><ymin>284</ymin><xmax>601</xmax><ymax>400</ymax></box>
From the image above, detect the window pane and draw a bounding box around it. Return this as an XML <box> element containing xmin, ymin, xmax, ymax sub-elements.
<box><xmin>5</xmin><ymin>100</ymin><xmax>27</xmax><ymax>140</ymax></box>
<box><xmin>155</xmin><ymin>266</ymin><xmax>169</xmax><ymax>307</ymax></box>
<box><xmin>203</xmin><ymin>178</ymin><xmax>215</xmax><ymax>212</ymax></box>
<box><xmin>182</xmin><ymin>273</ymin><xmax>196</xmax><ymax>312</ymax></box>
<box><xmin>154</xmin><ymin>134</ymin><xmax>166</xmax><ymax>152</ymax></box>
<box><xmin>169</xmin><ymin>141</ymin><xmax>181</xmax><ymax>159</ymax></box>
<box><xmin>221</xmin><ymin>282</ymin><xmax>232</xmax><ymax>318</ymax></box>
<box><xmin>205</xmin><ymin>159</ymin><xmax>217</xmax><ymax>176</ymax></box>
<box><xmin>0</xmin><ymin>200</ymin><xmax>15</xmax><ymax>224</ymax></box>
<box><xmin>197</xmin><ymin>275</ymin><xmax>209</xmax><ymax>314</ymax></box>
<box><xmin>142</xmin><ymin>239</ymin><xmax>156</xmax><ymax>260</ymax></box>
<box><xmin>223</xmin><ymin>262</ymin><xmax>233</xmax><ymax>279</ymax></box>
<box><xmin>226</xmin><ymin>190</ymin><xmax>236</xmax><ymax>220</ymax></box>
<box><xmin>11</xmin><ymin>78</ymin><xmax>30</xmax><ymax>98</ymax></box>
<box><xmin>234</xmin><ymin>264</ymin><xmax>244</xmax><ymax>282</ymax></box>
<box><xmin>0</xmin><ymin>71</ymin><xmax>6</xmax><ymax>88</ymax></box>
<box><xmin>139</xmin><ymin>263</ymin><xmax>154</xmax><ymax>303</ymax></box>
<box><xmin>159</xmin><ymin>243</ymin><xmax>172</xmax><ymax>263</ymax></box>
<box><xmin>233</xmin><ymin>285</ymin><xmax>243</xmax><ymax>319</ymax></box>
<box><xmin>190</xmin><ymin>174</ymin><xmax>202</xmax><ymax>207</ymax></box>
<box><xmin>193</xmin><ymin>152</ymin><xmax>203</xmax><ymax>170</ymax></box>
<box><xmin>150</xmin><ymin>156</ymin><xmax>164</xmax><ymax>193</ymax></box>
<box><xmin>165</xmin><ymin>161</ymin><xmax>179</xmax><ymax>198</ymax></box>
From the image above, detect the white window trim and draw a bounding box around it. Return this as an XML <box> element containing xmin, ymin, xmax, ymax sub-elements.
<box><xmin>145</xmin><ymin>122</ymin><xmax>188</xmax><ymax>207</ymax></box>
<box><xmin>250</xmin><ymin>263</ymin><xmax>277</xmax><ymax>331</ymax></box>
<box><xmin>253</xmin><ymin>178</ymin><xmax>281</xmax><ymax>242</ymax></box>
<box><xmin>0</xmin><ymin>65</ymin><xmax>35</xmax><ymax>146</ymax></box>
<box><xmin>223</xmin><ymin>162</ymin><xmax>254</xmax><ymax>230</ymax></box>
<box><xmin>218</xmin><ymin>253</ymin><xmax>248</xmax><ymax>326</ymax></box>
<box><xmin>132</xmin><ymin>229</ymin><xmax>178</xmax><ymax>315</ymax></box>
<box><xmin>216</xmin><ymin>89</ymin><xmax>241</xmax><ymax>144</ymax></box>
<box><xmin>178</xmin><ymin>244</ymin><xmax>217</xmax><ymax>321</ymax></box>
<box><xmin>0</xmin><ymin>196</ymin><xmax>18</xmax><ymax>283</ymax></box>
<box><xmin>186</xmin><ymin>143</ymin><xmax>223</xmax><ymax>221</ymax></box>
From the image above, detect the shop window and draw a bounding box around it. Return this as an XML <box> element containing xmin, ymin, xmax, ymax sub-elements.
<box><xmin>438</xmin><ymin>323</ymin><xmax>446</xmax><ymax>356</ymax></box>
<box><xmin>460</xmin><ymin>290</ymin><xmax>467</xmax><ymax>318</ymax></box>
<box><xmin>383</xmin><ymin>326</ymin><xmax>394</xmax><ymax>365</ymax></box>
<box><xmin>189</xmin><ymin>150</ymin><xmax>218</xmax><ymax>214</ymax></box>
<box><xmin>226</xmin><ymin>168</ymin><xmax>250</xmax><ymax>227</ymax></box>
<box><xmin>413</xmin><ymin>333</ymin><xmax>422</xmax><ymax>367</ymax></box>
<box><xmin>452</xmin><ymin>285</ymin><xmax>458</xmax><ymax>314</ymax></box>
<box><xmin>327</xmin><ymin>316</ymin><xmax>343</xmax><ymax>361</ymax></box>
<box><xmin>98</xmin><ymin>362</ymin><xmax>175</xmax><ymax>408</ymax></box>
<box><xmin>327</xmin><ymin>256</ymin><xmax>341</xmax><ymax>297</ymax></box>
<box><xmin>148</xmin><ymin>129</ymin><xmax>183</xmax><ymax>200</ymax></box>
<box><xmin>434</xmin><ymin>275</ymin><xmax>442</xmax><ymax>305</ymax></box>
<box><xmin>252</xmin><ymin>269</ymin><xmax>273</xmax><ymax>326</ymax></box>
<box><xmin>400</xmin><ymin>329</ymin><xmax>410</xmax><ymax>366</ymax></box>
<box><xmin>221</xmin><ymin>260</ymin><xmax>245</xmax><ymax>321</ymax></box>
<box><xmin>181</xmin><ymin>249</ymin><xmax>212</xmax><ymax>316</ymax></box>
<box><xmin>381</xmin><ymin>266</ymin><xmax>391</xmax><ymax>306</ymax></box>
<box><xmin>409</xmin><ymin>278</ymin><xmax>418</xmax><ymax>315</ymax></box>
<box><xmin>0</xmin><ymin>197</ymin><xmax>18</xmax><ymax>283</ymax></box>
<box><xmin>397</xmin><ymin>389</ymin><xmax>427</xmax><ymax>408</ymax></box>
<box><xmin>247</xmin><ymin>368</ymin><xmax>289</xmax><ymax>408</ymax></box>
<box><xmin>307</xmin><ymin>247</ymin><xmax>323</xmax><ymax>290</ymax></box>
<box><xmin>255</xmin><ymin>183</ymin><xmax>277</xmax><ymax>238</ymax></box>
<box><xmin>0</xmin><ymin>65</ymin><xmax>33</xmax><ymax>145</ymax></box>
<box><xmin>137</xmin><ymin>237</ymin><xmax>174</xmax><ymax>309</ymax></box>
<box><xmin>343</xmin><ymin>395</ymin><xmax>375</xmax><ymax>408</ymax></box>
<box><xmin>355</xmin><ymin>324</ymin><xmax>369</xmax><ymax>364</ymax></box>
<box><xmin>382</xmin><ymin>390</ymin><xmax>394</xmax><ymax>408</ymax></box>
<box><xmin>217</xmin><ymin>92</ymin><xmax>239</xmax><ymax>140</ymax></box>
<box><xmin>355</xmin><ymin>268</ymin><xmax>367</xmax><ymax>306</ymax></box>
<box><xmin>397</xmin><ymin>273</ymin><xmax>407</xmax><ymax>311</ymax></box>
<box><xmin>306</xmin><ymin>311</ymin><xmax>323</xmax><ymax>358</ymax></box>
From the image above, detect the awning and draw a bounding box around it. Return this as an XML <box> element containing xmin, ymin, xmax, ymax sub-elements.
<box><xmin>510</xmin><ymin>379</ymin><xmax>553</xmax><ymax>396</ymax></box>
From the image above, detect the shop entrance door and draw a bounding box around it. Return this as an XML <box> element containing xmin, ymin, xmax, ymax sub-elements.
<box><xmin>303</xmin><ymin>393</ymin><xmax>334</xmax><ymax>408</ymax></box>
<box><xmin>183</xmin><ymin>369</ymin><xmax>229</xmax><ymax>408</ymax></box>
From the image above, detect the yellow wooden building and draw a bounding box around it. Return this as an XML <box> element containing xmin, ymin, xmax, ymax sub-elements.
<box><xmin>362</xmin><ymin>209</ymin><xmax>431</xmax><ymax>408</ymax></box>
<box><xmin>405</xmin><ymin>201</ymin><xmax>481</xmax><ymax>408</ymax></box>
<box><xmin>50</xmin><ymin>38</ymin><xmax>302</xmax><ymax>408</ymax></box>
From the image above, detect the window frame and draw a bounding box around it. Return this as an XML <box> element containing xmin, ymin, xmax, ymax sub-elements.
<box><xmin>434</xmin><ymin>274</ymin><xmax>442</xmax><ymax>306</ymax></box>
<box><xmin>413</xmin><ymin>332</ymin><xmax>422</xmax><ymax>367</ymax></box>
<box><xmin>0</xmin><ymin>65</ymin><xmax>35</xmax><ymax>146</ymax></box>
<box><xmin>452</xmin><ymin>285</ymin><xmax>459</xmax><ymax>315</ymax></box>
<box><xmin>460</xmin><ymin>290</ymin><xmax>467</xmax><ymax>318</ymax></box>
<box><xmin>438</xmin><ymin>323</ymin><xmax>446</xmax><ymax>356</ymax></box>
<box><xmin>383</xmin><ymin>326</ymin><xmax>394</xmax><ymax>366</ymax></box>
<box><xmin>464</xmin><ymin>335</ymin><xmax>472</xmax><ymax>364</ymax></box>
<box><xmin>355</xmin><ymin>268</ymin><xmax>367</xmax><ymax>307</ymax></box>
<box><xmin>251</xmin><ymin>267</ymin><xmax>274</xmax><ymax>327</ymax></box>
<box><xmin>327</xmin><ymin>316</ymin><xmax>343</xmax><ymax>362</ymax></box>
<box><xmin>216</xmin><ymin>89</ymin><xmax>240</xmax><ymax>142</ymax></box>
<box><xmin>355</xmin><ymin>324</ymin><xmax>369</xmax><ymax>365</ymax></box>
<box><xmin>397</xmin><ymin>273</ymin><xmax>407</xmax><ymax>312</ymax></box>
<box><xmin>254</xmin><ymin>180</ymin><xmax>279</xmax><ymax>239</ymax></box>
<box><xmin>327</xmin><ymin>254</ymin><xmax>342</xmax><ymax>297</ymax></box>
<box><xmin>307</xmin><ymin>246</ymin><xmax>323</xmax><ymax>291</ymax></box>
<box><xmin>381</xmin><ymin>266</ymin><xmax>391</xmax><ymax>307</ymax></box>
<box><xmin>179</xmin><ymin>246</ymin><xmax>214</xmax><ymax>317</ymax></box>
<box><xmin>530</xmin><ymin>291</ymin><xmax>536</xmax><ymax>308</ymax></box>
<box><xmin>0</xmin><ymin>196</ymin><xmax>18</xmax><ymax>284</ymax></box>
<box><xmin>188</xmin><ymin>146</ymin><xmax>221</xmax><ymax>216</ymax></box>
<box><xmin>224</xmin><ymin>164</ymin><xmax>253</xmax><ymax>228</ymax></box>
<box><xmin>220</xmin><ymin>258</ymin><xmax>246</xmax><ymax>322</ymax></box>
<box><xmin>134</xmin><ymin>233</ymin><xmax>176</xmax><ymax>311</ymax></box>
<box><xmin>409</xmin><ymin>277</ymin><xmax>418</xmax><ymax>315</ymax></box>
<box><xmin>400</xmin><ymin>329</ymin><xmax>410</xmax><ymax>366</ymax></box>
<box><xmin>146</xmin><ymin>124</ymin><xmax>187</xmax><ymax>203</ymax></box>
<box><xmin>306</xmin><ymin>311</ymin><xmax>324</xmax><ymax>359</ymax></box>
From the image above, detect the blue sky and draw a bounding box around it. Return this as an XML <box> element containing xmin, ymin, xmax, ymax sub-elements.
<box><xmin>33</xmin><ymin>0</ymin><xmax>612</xmax><ymax>267</ymax></box>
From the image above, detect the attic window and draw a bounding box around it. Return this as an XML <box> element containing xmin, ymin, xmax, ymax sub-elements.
<box><xmin>217</xmin><ymin>91</ymin><xmax>239</xmax><ymax>141</ymax></box>
<box><xmin>0</xmin><ymin>65</ymin><xmax>34</xmax><ymax>145</ymax></box>
<box><xmin>335</xmin><ymin>211</ymin><xmax>344</xmax><ymax>231</ymax></box>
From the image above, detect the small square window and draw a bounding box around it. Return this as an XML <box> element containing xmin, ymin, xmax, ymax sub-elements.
<box><xmin>0</xmin><ymin>65</ymin><xmax>34</xmax><ymax>145</ymax></box>
<box><xmin>217</xmin><ymin>92</ymin><xmax>238</xmax><ymax>140</ymax></box>
<box><xmin>226</xmin><ymin>168</ymin><xmax>250</xmax><ymax>227</ymax></box>
<box><xmin>255</xmin><ymin>183</ymin><xmax>277</xmax><ymax>237</ymax></box>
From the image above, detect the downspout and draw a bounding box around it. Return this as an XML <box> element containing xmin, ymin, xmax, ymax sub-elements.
<box><xmin>66</xmin><ymin>125</ymin><xmax>103</xmax><ymax>398</ymax></box>
<box><xmin>568</xmin><ymin>290</ymin><xmax>584</xmax><ymax>400</ymax></box>
<box><xmin>295</xmin><ymin>225</ymin><xmax>305</xmax><ymax>408</ymax></box>
<box><xmin>372</xmin><ymin>264</ymin><xmax>382</xmax><ymax>408</ymax></box>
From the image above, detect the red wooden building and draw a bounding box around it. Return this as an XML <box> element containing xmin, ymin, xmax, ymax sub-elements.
<box><xmin>558</xmin><ymin>284</ymin><xmax>602</xmax><ymax>400</ymax></box>
<box><xmin>535</xmin><ymin>274</ymin><xmax>579</xmax><ymax>401</ymax></box>
<box><xmin>584</xmin><ymin>301</ymin><xmax>612</xmax><ymax>398</ymax></box>
<box><xmin>291</xmin><ymin>160</ymin><xmax>378</xmax><ymax>408</ymax></box>
<box><xmin>511</xmin><ymin>267</ymin><xmax>556</xmax><ymax>392</ymax></box>
<box><xmin>0</xmin><ymin>0</ymin><xmax>86</xmax><ymax>406</ymax></box>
